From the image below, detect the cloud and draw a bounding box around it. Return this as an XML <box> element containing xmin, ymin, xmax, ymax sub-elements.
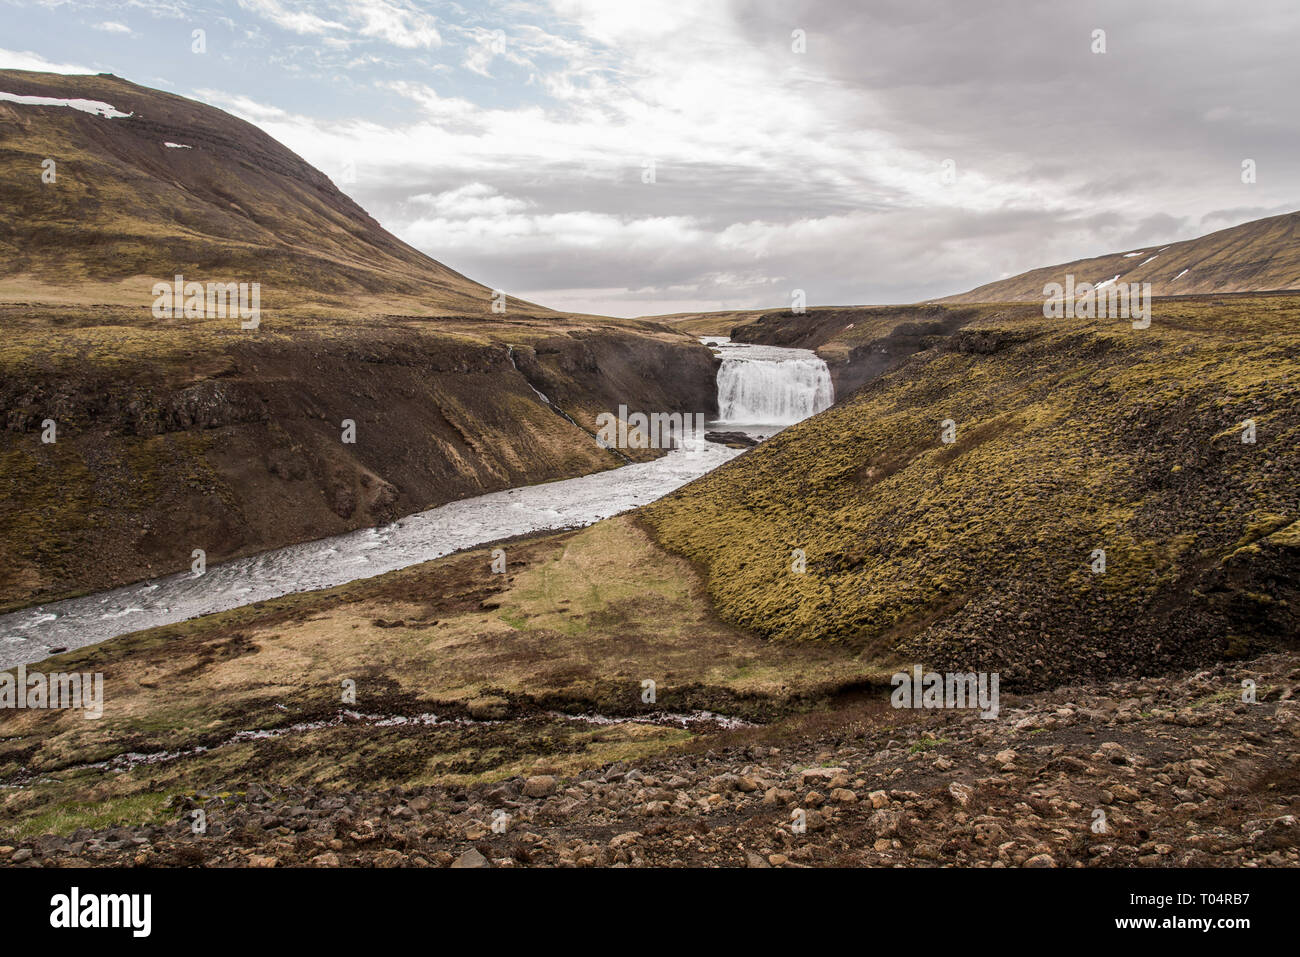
<box><xmin>15</xmin><ymin>0</ymin><xmax>1298</xmax><ymax>317</ymax></box>
<box><xmin>197</xmin><ymin>1</ymin><xmax>1115</xmax><ymax>313</ymax></box>
<box><xmin>410</xmin><ymin>183</ymin><xmax>531</xmax><ymax>218</ymax></box>
<box><xmin>236</xmin><ymin>0</ymin><xmax>344</xmax><ymax>36</ymax></box>
<box><xmin>94</xmin><ymin>21</ymin><xmax>134</xmax><ymax>35</ymax></box>
<box><xmin>234</xmin><ymin>0</ymin><xmax>440</xmax><ymax>48</ymax></box>
<box><xmin>194</xmin><ymin>88</ymin><xmax>292</xmax><ymax>122</ymax></box>
<box><xmin>0</xmin><ymin>47</ymin><xmax>96</xmax><ymax>74</ymax></box>
<box><xmin>347</xmin><ymin>0</ymin><xmax>440</xmax><ymax>49</ymax></box>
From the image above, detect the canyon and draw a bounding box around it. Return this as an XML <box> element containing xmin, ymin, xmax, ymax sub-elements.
<box><xmin>0</xmin><ymin>70</ymin><xmax>1295</xmax><ymax>873</ymax></box>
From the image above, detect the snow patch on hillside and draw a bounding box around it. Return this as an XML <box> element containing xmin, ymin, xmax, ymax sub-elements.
<box><xmin>0</xmin><ymin>91</ymin><xmax>132</xmax><ymax>118</ymax></box>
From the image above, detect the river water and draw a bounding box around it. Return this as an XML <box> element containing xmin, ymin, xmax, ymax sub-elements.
<box><xmin>0</xmin><ymin>338</ymin><xmax>833</xmax><ymax>669</ymax></box>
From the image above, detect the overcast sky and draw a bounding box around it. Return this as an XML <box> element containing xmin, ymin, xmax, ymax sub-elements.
<box><xmin>3</xmin><ymin>0</ymin><xmax>1298</xmax><ymax>316</ymax></box>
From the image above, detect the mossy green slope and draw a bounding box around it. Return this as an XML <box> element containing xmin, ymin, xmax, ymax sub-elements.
<box><xmin>645</xmin><ymin>296</ymin><xmax>1299</xmax><ymax>687</ymax></box>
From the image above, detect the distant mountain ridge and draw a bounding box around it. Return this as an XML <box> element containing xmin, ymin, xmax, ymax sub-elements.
<box><xmin>943</xmin><ymin>210</ymin><xmax>1300</xmax><ymax>303</ymax></box>
<box><xmin>0</xmin><ymin>69</ymin><xmax>535</xmax><ymax>316</ymax></box>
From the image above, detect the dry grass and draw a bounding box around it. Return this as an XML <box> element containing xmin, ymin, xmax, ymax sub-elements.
<box><xmin>0</xmin><ymin>515</ymin><xmax>884</xmax><ymax>835</ymax></box>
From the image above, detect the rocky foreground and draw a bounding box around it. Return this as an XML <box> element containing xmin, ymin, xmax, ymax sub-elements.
<box><xmin>3</xmin><ymin>652</ymin><xmax>1297</xmax><ymax>868</ymax></box>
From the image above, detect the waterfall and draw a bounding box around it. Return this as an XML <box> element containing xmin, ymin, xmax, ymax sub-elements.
<box><xmin>711</xmin><ymin>339</ymin><xmax>834</xmax><ymax>425</ymax></box>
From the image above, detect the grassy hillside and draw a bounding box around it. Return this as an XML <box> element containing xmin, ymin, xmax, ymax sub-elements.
<box><xmin>646</xmin><ymin>294</ymin><xmax>1300</xmax><ymax>687</ymax></box>
<box><xmin>943</xmin><ymin>210</ymin><xmax>1300</xmax><ymax>303</ymax></box>
<box><xmin>0</xmin><ymin>69</ymin><xmax>533</xmax><ymax>316</ymax></box>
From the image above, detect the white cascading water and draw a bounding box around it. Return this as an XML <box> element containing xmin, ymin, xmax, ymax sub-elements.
<box><xmin>707</xmin><ymin>337</ymin><xmax>834</xmax><ymax>425</ymax></box>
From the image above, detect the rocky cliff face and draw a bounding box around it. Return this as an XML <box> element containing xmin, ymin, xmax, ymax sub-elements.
<box><xmin>0</xmin><ymin>314</ymin><xmax>718</xmax><ymax>609</ymax></box>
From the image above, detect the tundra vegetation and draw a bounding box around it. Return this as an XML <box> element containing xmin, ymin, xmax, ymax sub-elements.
<box><xmin>647</xmin><ymin>294</ymin><xmax>1298</xmax><ymax>689</ymax></box>
<box><xmin>2</xmin><ymin>294</ymin><xmax>1294</xmax><ymax>859</ymax></box>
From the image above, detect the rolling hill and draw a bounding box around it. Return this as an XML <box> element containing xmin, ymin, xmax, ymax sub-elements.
<box><xmin>942</xmin><ymin>210</ymin><xmax>1300</xmax><ymax>303</ymax></box>
<box><xmin>0</xmin><ymin>68</ymin><xmax>525</xmax><ymax>316</ymax></box>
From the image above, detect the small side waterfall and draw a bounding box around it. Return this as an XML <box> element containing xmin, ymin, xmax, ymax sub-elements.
<box><xmin>709</xmin><ymin>338</ymin><xmax>834</xmax><ymax>426</ymax></box>
<box><xmin>506</xmin><ymin>345</ymin><xmax>631</xmax><ymax>462</ymax></box>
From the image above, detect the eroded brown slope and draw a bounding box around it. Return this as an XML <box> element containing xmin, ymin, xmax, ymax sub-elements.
<box><xmin>0</xmin><ymin>69</ymin><xmax>529</xmax><ymax>315</ymax></box>
<box><xmin>0</xmin><ymin>309</ymin><xmax>717</xmax><ymax>609</ymax></box>
<box><xmin>942</xmin><ymin>210</ymin><xmax>1300</xmax><ymax>304</ymax></box>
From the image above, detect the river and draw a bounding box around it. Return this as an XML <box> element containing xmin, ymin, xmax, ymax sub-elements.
<box><xmin>0</xmin><ymin>338</ymin><xmax>833</xmax><ymax>668</ymax></box>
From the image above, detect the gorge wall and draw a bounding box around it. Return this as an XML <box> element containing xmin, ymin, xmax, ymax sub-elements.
<box><xmin>0</xmin><ymin>315</ymin><xmax>717</xmax><ymax>610</ymax></box>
